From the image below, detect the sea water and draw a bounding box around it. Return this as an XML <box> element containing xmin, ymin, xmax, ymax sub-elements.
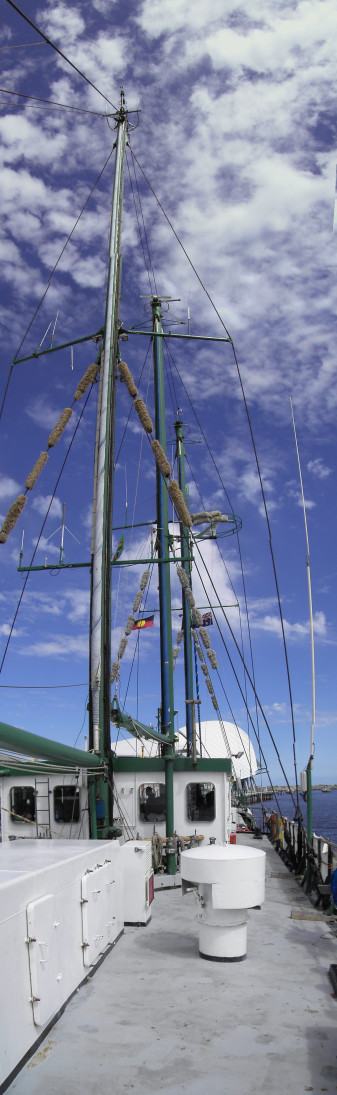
<box><xmin>250</xmin><ymin>788</ymin><xmax>337</xmax><ymax>846</ymax></box>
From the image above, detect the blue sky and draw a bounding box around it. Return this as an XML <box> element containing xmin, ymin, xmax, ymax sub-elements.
<box><xmin>0</xmin><ymin>0</ymin><xmax>336</xmax><ymax>786</ymax></box>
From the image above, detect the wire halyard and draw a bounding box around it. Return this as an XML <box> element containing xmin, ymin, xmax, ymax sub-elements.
<box><xmin>127</xmin><ymin>148</ymin><xmax>302</xmax><ymax>810</ymax></box>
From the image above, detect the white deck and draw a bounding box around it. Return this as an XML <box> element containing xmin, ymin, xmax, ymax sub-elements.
<box><xmin>6</xmin><ymin>834</ymin><xmax>337</xmax><ymax>1094</ymax></box>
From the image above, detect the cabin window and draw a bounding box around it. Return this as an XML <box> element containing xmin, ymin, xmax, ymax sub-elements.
<box><xmin>54</xmin><ymin>785</ymin><xmax>80</xmax><ymax>823</ymax></box>
<box><xmin>186</xmin><ymin>782</ymin><xmax>215</xmax><ymax>822</ymax></box>
<box><xmin>10</xmin><ymin>786</ymin><xmax>35</xmax><ymax>824</ymax></box>
<box><xmin>139</xmin><ymin>783</ymin><xmax>166</xmax><ymax>823</ymax></box>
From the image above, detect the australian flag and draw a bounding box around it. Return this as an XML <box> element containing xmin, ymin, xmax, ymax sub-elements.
<box><xmin>202</xmin><ymin>611</ymin><xmax>213</xmax><ymax>627</ymax></box>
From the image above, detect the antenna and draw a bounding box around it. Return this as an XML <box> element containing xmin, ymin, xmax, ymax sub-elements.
<box><xmin>290</xmin><ymin>396</ymin><xmax>315</xmax><ymax>842</ymax></box>
<box><xmin>45</xmin><ymin>503</ymin><xmax>80</xmax><ymax>566</ymax></box>
<box><xmin>50</xmin><ymin>310</ymin><xmax>59</xmax><ymax>347</ymax></box>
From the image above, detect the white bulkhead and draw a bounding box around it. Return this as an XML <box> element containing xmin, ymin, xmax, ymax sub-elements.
<box><xmin>0</xmin><ymin>839</ymin><xmax>123</xmax><ymax>1089</ymax></box>
<box><xmin>113</xmin><ymin>767</ymin><xmax>231</xmax><ymax>845</ymax></box>
<box><xmin>0</xmin><ymin>771</ymin><xmax>90</xmax><ymax>842</ymax></box>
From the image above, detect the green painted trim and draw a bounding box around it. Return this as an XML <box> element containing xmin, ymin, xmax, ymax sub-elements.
<box><xmin>14</xmin><ymin>330</ymin><xmax>103</xmax><ymax>365</ymax></box>
<box><xmin>113</xmin><ymin>756</ymin><xmax>231</xmax><ymax>773</ymax></box>
<box><xmin>122</xmin><ymin>330</ymin><xmax>231</xmax><ymax>344</ymax></box>
<box><xmin>18</xmin><ymin>553</ymin><xmax>193</xmax><ymax>575</ymax></box>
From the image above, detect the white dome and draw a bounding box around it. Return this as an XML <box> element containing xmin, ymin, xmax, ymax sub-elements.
<box><xmin>112</xmin><ymin>720</ymin><xmax>258</xmax><ymax>780</ymax></box>
<box><xmin>177</xmin><ymin>720</ymin><xmax>258</xmax><ymax>780</ymax></box>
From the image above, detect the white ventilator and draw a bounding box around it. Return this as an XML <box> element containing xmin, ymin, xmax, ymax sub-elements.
<box><xmin>181</xmin><ymin>843</ymin><xmax>266</xmax><ymax>961</ymax></box>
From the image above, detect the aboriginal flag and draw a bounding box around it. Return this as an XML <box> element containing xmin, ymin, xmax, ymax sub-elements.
<box><xmin>132</xmin><ymin>615</ymin><xmax>154</xmax><ymax>631</ymax></box>
<box><xmin>112</xmin><ymin>534</ymin><xmax>124</xmax><ymax>564</ymax></box>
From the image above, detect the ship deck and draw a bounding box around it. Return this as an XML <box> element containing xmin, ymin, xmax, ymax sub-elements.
<box><xmin>7</xmin><ymin>834</ymin><xmax>337</xmax><ymax>1095</ymax></box>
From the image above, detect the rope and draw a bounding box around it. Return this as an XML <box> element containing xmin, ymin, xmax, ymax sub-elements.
<box><xmin>0</xmin><ymin>86</ymin><xmax>107</xmax><ymax>115</ymax></box>
<box><xmin>169</xmin><ymin>366</ymin><xmax>261</xmax><ymax>773</ymax></box>
<box><xmin>0</xmin><ymin>682</ymin><xmax>87</xmax><ymax>689</ymax></box>
<box><xmin>114</xmin><ymin>342</ymin><xmax>152</xmax><ymax>467</ymax></box>
<box><xmin>118</xmin><ymin>561</ymin><xmax>154</xmax><ymax>714</ymax></box>
<box><xmin>4</xmin><ymin>1</ymin><xmax>117</xmax><ymax>110</ymax></box>
<box><xmin>191</xmin><ymin>544</ymin><xmax>295</xmax><ymax>819</ymax></box>
<box><xmin>126</xmin><ymin>151</ymin><xmax>157</xmax><ymax>296</ymax></box>
<box><xmin>110</xmin><ymin>779</ymin><xmax>135</xmax><ymax>841</ymax></box>
<box><xmin>129</xmin><ymin>146</ymin><xmax>232</xmax><ymax>339</ymax></box>
<box><xmin>0</xmin><ymin>147</ymin><xmax>114</xmax><ymax>423</ymax></box>
<box><xmin>0</xmin><ymin>388</ymin><xmax>93</xmax><ymax>676</ymax></box>
<box><xmin>129</xmin><ymin>149</ymin><xmax>301</xmax><ymax>810</ymax></box>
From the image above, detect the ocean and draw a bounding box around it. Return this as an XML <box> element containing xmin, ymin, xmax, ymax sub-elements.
<box><xmin>250</xmin><ymin>788</ymin><xmax>337</xmax><ymax>846</ymax></box>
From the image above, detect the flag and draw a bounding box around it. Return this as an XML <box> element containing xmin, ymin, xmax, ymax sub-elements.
<box><xmin>112</xmin><ymin>534</ymin><xmax>124</xmax><ymax>564</ymax></box>
<box><xmin>202</xmin><ymin>611</ymin><xmax>213</xmax><ymax>627</ymax></box>
<box><xmin>132</xmin><ymin>615</ymin><xmax>154</xmax><ymax>631</ymax></box>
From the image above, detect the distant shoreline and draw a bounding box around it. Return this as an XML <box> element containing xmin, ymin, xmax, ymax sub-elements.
<box><xmin>262</xmin><ymin>785</ymin><xmax>337</xmax><ymax>793</ymax></box>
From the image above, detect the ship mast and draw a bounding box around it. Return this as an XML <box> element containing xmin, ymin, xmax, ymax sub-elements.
<box><xmin>90</xmin><ymin>91</ymin><xmax>128</xmax><ymax>835</ymax></box>
<box><xmin>151</xmin><ymin>297</ymin><xmax>176</xmax><ymax>874</ymax></box>
<box><xmin>174</xmin><ymin>415</ymin><xmax>195</xmax><ymax>757</ymax></box>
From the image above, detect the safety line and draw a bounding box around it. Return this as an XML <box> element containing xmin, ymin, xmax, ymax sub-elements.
<box><xmin>4</xmin><ymin>0</ymin><xmax>117</xmax><ymax>109</ymax></box>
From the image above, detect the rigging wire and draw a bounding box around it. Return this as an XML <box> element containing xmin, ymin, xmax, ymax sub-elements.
<box><xmin>229</xmin><ymin>341</ymin><xmax>302</xmax><ymax>814</ymax></box>
<box><xmin>115</xmin><ymin>354</ymin><xmax>153</xmax><ymax>643</ymax></box>
<box><xmin>4</xmin><ymin>0</ymin><xmax>117</xmax><ymax>110</ymax></box>
<box><xmin>191</xmin><ymin>542</ymin><xmax>296</xmax><ymax>817</ymax></box>
<box><xmin>0</xmin><ymin>86</ymin><xmax>108</xmax><ymax>115</ymax></box>
<box><xmin>165</xmin><ymin>338</ymin><xmax>260</xmax><ymax>770</ymax></box>
<box><xmin>73</xmin><ymin>694</ymin><xmax>90</xmax><ymax>749</ymax></box>
<box><xmin>0</xmin><ymin>145</ymin><xmax>114</xmax><ymax>425</ymax></box>
<box><xmin>0</xmin><ymin>41</ymin><xmax>47</xmax><ymax>49</ymax></box>
<box><xmin>114</xmin><ymin>341</ymin><xmax>152</xmax><ymax>467</ymax></box>
<box><xmin>118</xmin><ymin>562</ymin><xmax>155</xmax><ymax>719</ymax></box>
<box><xmin>126</xmin><ymin>161</ymin><xmax>300</xmax><ymax>804</ymax></box>
<box><xmin>0</xmin><ymin>387</ymin><xmax>93</xmax><ymax>677</ymax></box>
<box><xmin>126</xmin><ymin>153</ymin><xmax>156</xmax><ymax>296</ymax></box>
<box><xmin>171</xmin><ymin>352</ymin><xmax>262</xmax><ymax>767</ymax></box>
<box><xmin>163</xmin><ymin>342</ymin><xmax>180</xmax><ymax>419</ymax></box>
<box><xmin>127</xmin><ymin>147</ymin><xmax>158</xmax><ymax>295</ymax></box>
<box><xmin>0</xmin><ymin>682</ymin><xmax>87</xmax><ymax>689</ymax></box>
<box><xmin>129</xmin><ymin>146</ymin><xmax>232</xmax><ymax>339</ymax></box>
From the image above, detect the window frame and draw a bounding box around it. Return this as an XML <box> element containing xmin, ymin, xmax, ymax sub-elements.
<box><xmin>186</xmin><ymin>781</ymin><xmax>216</xmax><ymax>823</ymax></box>
<box><xmin>9</xmin><ymin>785</ymin><xmax>36</xmax><ymax>824</ymax></box>
<box><xmin>139</xmin><ymin>782</ymin><xmax>166</xmax><ymax>823</ymax></box>
<box><xmin>53</xmin><ymin>784</ymin><xmax>80</xmax><ymax>824</ymax></box>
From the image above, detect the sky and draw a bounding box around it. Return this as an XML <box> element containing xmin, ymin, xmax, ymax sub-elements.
<box><xmin>0</xmin><ymin>0</ymin><xmax>336</xmax><ymax>787</ymax></box>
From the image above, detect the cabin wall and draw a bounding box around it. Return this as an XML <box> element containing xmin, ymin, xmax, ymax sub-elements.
<box><xmin>0</xmin><ymin>771</ymin><xmax>90</xmax><ymax>842</ymax></box>
<box><xmin>114</xmin><ymin>769</ymin><xmax>230</xmax><ymax>844</ymax></box>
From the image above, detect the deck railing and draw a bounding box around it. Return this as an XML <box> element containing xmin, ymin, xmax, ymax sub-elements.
<box><xmin>263</xmin><ymin>809</ymin><xmax>337</xmax><ymax>910</ymax></box>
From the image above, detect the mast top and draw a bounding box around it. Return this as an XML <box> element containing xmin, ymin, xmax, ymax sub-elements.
<box><xmin>110</xmin><ymin>87</ymin><xmax>140</xmax><ymax>129</ymax></box>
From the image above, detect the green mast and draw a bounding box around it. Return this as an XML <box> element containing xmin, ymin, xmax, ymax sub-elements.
<box><xmin>174</xmin><ymin>416</ymin><xmax>195</xmax><ymax>758</ymax></box>
<box><xmin>151</xmin><ymin>297</ymin><xmax>176</xmax><ymax>874</ymax></box>
<box><xmin>90</xmin><ymin>91</ymin><xmax>128</xmax><ymax>837</ymax></box>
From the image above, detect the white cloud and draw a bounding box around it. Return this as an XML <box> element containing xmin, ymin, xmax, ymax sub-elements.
<box><xmin>285</xmin><ymin>480</ymin><xmax>316</xmax><ymax>510</ymax></box>
<box><xmin>0</xmin><ymin>26</ymin><xmax>13</xmax><ymax>43</ymax></box>
<box><xmin>66</xmin><ymin>590</ymin><xmax>90</xmax><ymax>621</ymax></box>
<box><xmin>251</xmin><ymin>608</ymin><xmax>329</xmax><ymax>642</ymax></box>
<box><xmin>21</xmin><ymin>633</ymin><xmax>88</xmax><ymax>658</ymax></box>
<box><xmin>137</xmin><ymin>0</ymin><xmax>228</xmax><ymax>37</ymax></box>
<box><xmin>38</xmin><ymin>3</ymin><xmax>86</xmax><ymax>44</ymax></box>
<box><xmin>92</xmin><ymin>0</ymin><xmax>117</xmax><ymax>11</ymax></box>
<box><xmin>307</xmin><ymin>457</ymin><xmax>332</xmax><ymax>480</ymax></box>
<box><xmin>32</xmin><ymin>495</ymin><xmax>63</xmax><ymax>519</ymax></box>
<box><xmin>26</xmin><ymin>398</ymin><xmax>72</xmax><ymax>431</ymax></box>
<box><xmin>0</xmin><ymin>474</ymin><xmax>20</xmax><ymax>501</ymax></box>
<box><xmin>0</xmin><ymin>623</ymin><xmax>18</xmax><ymax>637</ymax></box>
<box><xmin>33</xmin><ymin>536</ymin><xmax>61</xmax><ymax>558</ymax></box>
